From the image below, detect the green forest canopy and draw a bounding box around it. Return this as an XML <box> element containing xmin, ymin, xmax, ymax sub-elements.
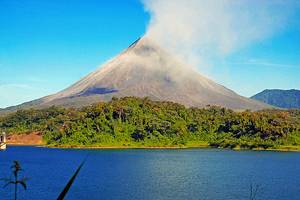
<box><xmin>0</xmin><ymin>97</ymin><xmax>300</xmax><ymax>150</ymax></box>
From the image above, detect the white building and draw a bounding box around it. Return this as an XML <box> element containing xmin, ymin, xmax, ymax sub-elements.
<box><xmin>0</xmin><ymin>132</ymin><xmax>6</xmax><ymax>150</ymax></box>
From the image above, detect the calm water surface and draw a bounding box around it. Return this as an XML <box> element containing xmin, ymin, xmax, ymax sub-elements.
<box><xmin>0</xmin><ymin>146</ymin><xmax>300</xmax><ymax>200</ymax></box>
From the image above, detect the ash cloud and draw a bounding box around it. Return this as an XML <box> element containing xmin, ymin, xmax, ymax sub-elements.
<box><xmin>142</xmin><ymin>0</ymin><xmax>299</xmax><ymax>70</ymax></box>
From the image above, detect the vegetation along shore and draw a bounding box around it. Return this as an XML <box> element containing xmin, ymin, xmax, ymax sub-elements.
<box><xmin>1</xmin><ymin>97</ymin><xmax>300</xmax><ymax>151</ymax></box>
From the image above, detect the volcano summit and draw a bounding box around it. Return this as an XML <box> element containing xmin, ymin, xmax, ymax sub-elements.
<box><xmin>3</xmin><ymin>37</ymin><xmax>270</xmax><ymax>112</ymax></box>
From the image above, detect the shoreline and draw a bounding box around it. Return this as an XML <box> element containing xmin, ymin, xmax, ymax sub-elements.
<box><xmin>6</xmin><ymin>143</ymin><xmax>300</xmax><ymax>152</ymax></box>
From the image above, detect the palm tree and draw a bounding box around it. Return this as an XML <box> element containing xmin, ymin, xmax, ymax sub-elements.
<box><xmin>1</xmin><ymin>161</ymin><xmax>28</xmax><ymax>200</ymax></box>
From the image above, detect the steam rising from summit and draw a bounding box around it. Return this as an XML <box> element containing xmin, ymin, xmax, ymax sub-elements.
<box><xmin>142</xmin><ymin>0</ymin><xmax>299</xmax><ymax>68</ymax></box>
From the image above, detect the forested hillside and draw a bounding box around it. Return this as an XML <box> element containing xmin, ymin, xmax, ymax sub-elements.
<box><xmin>251</xmin><ymin>89</ymin><xmax>300</xmax><ymax>109</ymax></box>
<box><xmin>1</xmin><ymin>97</ymin><xmax>300</xmax><ymax>150</ymax></box>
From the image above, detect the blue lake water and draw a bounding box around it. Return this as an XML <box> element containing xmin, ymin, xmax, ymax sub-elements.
<box><xmin>0</xmin><ymin>146</ymin><xmax>300</xmax><ymax>200</ymax></box>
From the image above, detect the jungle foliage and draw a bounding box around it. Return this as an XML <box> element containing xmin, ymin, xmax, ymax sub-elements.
<box><xmin>1</xmin><ymin>97</ymin><xmax>300</xmax><ymax>149</ymax></box>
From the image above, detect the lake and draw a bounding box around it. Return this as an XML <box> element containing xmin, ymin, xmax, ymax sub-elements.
<box><xmin>0</xmin><ymin>146</ymin><xmax>300</xmax><ymax>200</ymax></box>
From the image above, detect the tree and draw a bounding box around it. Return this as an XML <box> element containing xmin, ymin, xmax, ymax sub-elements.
<box><xmin>1</xmin><ymin>161</ymin><xmax>28</xmax><ymax>200</ymax></box>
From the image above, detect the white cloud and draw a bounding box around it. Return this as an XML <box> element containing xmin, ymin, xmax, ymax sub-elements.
<box><xmin>142</xmin><ymin>0</ymin><xmax>300</xmax><ymax>70</ymax></box>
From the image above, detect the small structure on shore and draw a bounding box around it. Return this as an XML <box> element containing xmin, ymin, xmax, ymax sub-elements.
<box><xmin>0</xmin><ymin>132</ymin><xmax>7</xmax><ymax>150</ymax></box>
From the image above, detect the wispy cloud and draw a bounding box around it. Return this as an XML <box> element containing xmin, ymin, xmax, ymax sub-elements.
<box><xmin>226</xmin><ymin>59</ymin><xmax>300</xmax><ymax>69</ymax></box>
<box><xmin>0</xmin><ymin>83</ymin><xmax>34</xmax><ymax>90</ymax></box>
<box><xmin>0</xmin><ymin>83</ymin><xmax>43</xmax><ymax>108</ymax></box>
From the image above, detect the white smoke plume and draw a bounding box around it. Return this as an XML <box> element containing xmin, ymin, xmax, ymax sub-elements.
<box><xmin>142</xmin><ymin>0</ymin><xmax>299</xmax><ymax>70</ymax></box>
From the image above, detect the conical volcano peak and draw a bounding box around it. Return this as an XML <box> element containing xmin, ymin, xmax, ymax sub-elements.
<box><xmin>128</xmin><ymin>36</ymin><xmax>157</xmax><ymax>47</ymax></box>
<box><xmin>2</xmin><ymin>36</ymin><xmax>271</xmax><ymax>112</ymax></box>
<box><xmin>101</xmin><ymin>36</ymin><xmax>171</xmax><ymax>76</ymax></box>
<box><xmin>125</xmin><ymin>36</ymin><xmax>165</xmax><ymax>56</ymax></box>
<box><xmin>127</xmin><ymin>37</ymin><xmax>142</xmax><ymax>49</ymax></box>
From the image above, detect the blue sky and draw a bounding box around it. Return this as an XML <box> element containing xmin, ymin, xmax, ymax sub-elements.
<box><xmin>0</xmin><ymin>0</ymin><xmax>299</xmax><ymax>108</ymax></box>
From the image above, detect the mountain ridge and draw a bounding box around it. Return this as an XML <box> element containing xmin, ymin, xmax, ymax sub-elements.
<box><xmin>251</xmin><ymin>89</ymin><xmax>300</xmax><ymax>109</ymax></box>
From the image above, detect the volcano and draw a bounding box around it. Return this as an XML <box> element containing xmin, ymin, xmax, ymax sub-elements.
<box><xmin>3</xmin><ymin>37</ymin><xmax>270</xmax><ymax>112</ymax></box>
